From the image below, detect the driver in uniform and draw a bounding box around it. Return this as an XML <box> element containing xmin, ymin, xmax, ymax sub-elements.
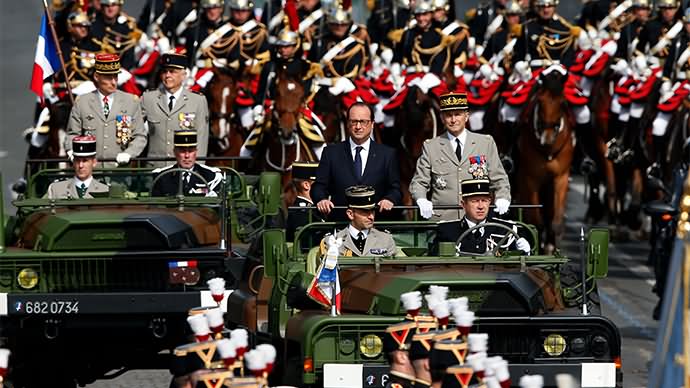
<box><xmin>436</xmin><ymin>177</ymin><xmax>531</xmax><ymax>255</ymax></box>
<box><xmin>44</xmin><ymin>135</ymin><xmax>110</xmax><ymax>199</ymax></box>
<box><xmin>151</xmin><ymin>130</ymin><xmax>222</xmax><ymax>196</ymax></box>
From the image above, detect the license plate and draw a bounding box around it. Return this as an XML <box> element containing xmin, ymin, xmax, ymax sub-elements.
<box><xmin>13</xmin><ymin>299</ymin><xmax>80</xmax><ymax>314</ymax></box>
<box><xmin>323</xmin><ymin>364</ymin><xmax>390</xmax><ymax>388</ymax></box>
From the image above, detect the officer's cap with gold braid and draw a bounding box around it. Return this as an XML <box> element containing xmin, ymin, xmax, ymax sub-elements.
<box><xmin>383</xmin><ymin>321</ymin><xmax>416</xmax><ymax>354</ymax></box>
<box><xmin>72</xmin><ymin>135</ymin><xmax>97</xmax><ymax>157</ymax></box>
<box><xmin>161</xmin><ymin>52</ymin><xmax>187</xmax><ymax>69</ymax></box>
<box><xmin>174</xmin><ymin>130</ymin><xmax>198</xmax><ymax>148</ymax></box>
<box><xmin>460</xmin><ymin>179</ymin><xmax>491</xmax><ymax>198</ymax></box>
<box><xmin>94</xmin><ymin>53</ymin><xmax>121</xmax><ymax>74</ymax></box>
<box><xmin>292</xmin><ymin>161</ymin><xmax>319</xmax><ymax>180</ymax></box>
<box><xmin>439</xmin><ymin>92</ymin><xmax>469</xmax><ymax>112</ymax></box>
<box><xmin>345</xmin><ymin>185</ymin><xmax>377</xmax><ymax>209</ymax></box>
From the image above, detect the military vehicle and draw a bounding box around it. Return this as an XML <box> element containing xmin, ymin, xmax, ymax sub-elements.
<box><xmin>227</xmin><ymin>215</ymin><xmax>622</xmax><ymax>388</ymax></box>
<box><xmin>0</xmin><ymin>160</ymin><xmax>282</xmax><ymax>388</ymax></box>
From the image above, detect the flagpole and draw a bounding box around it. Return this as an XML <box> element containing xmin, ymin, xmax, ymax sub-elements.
<box><xmin>42</xmin><ymin>0</ymin><xmax>75</xmax><ymax>105</ymax></box>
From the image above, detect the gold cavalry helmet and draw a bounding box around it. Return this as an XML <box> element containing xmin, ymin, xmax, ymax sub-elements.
<box><xmin>656</xmin><ymin>0</ymin><xmax>679</xmax><ymax>8</ymax></box>
<box><xmin>413</xmin><ymin>0</ymin><xmax>434</xmax><ymax>14</ymax></box>
<box><xmin>431</xmin><ymin>0</ymin><xmax>449</xmax><ymax>12</ymax></box>
<box><xmin>327</xmin><ymin>6</ymin><xmax>352</xmax><ymax>24</ymax></box>
<box><xmin>201</xmin><ymin>0</ymin><xmax>224</xmax><ymax>9</ymax></box>
<box><xmin>100</xmin><ymin>0</ymin><xmax>124</xmax><ymax>5</ymax></box>
<box><xmin>275</xmin><ymin>28</ymin><xmax>300</xmax><ymax>46</ymax></box>
<box><xmin>632</xmin><ymin>0</ymin><xmax>651</xmax><ymax>8</ymax></box>
<box><xmin>505</xmin><ymin>0</ymin><xmax>525</xmax><ymax>14</ymax></box>
<box><xmin>68</xmin><ymin>10</ymin><xmax>91</xmax><ymax>27</ymax></box>
<box><xmin>534</xmin><ymin>0</ymin><xmax>558</xmax><ymax>6</ymax></box>
<box><xmin>228</xmin><ymin>0</ymin><xmax>253</xmax><ymax>10</ymax></box>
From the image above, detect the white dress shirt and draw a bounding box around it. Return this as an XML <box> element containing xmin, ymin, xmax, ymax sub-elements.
<box><xmin>349</xmin><ymin>137</ymin><xmax>371</xmax><ymax>176</ymax></box>
<box><xmin>98</xmin><ymin>91</ymin><xmax>114</xmax><ymax>112</ymax></box>
<box><xmin>165</xmin><ymin>87</ymin><xmax>184</xmax><ymax>110</ymax></box>
<box><xmin>74</xmin><ymin>176</ymin><xmax>93</xmax><ymax>189</ymax></box>
<box><xmin>348</xmin><ymin>224</ymin><xmax>370</xmax><ymax>240</ymax></box>
<box><xmin>447</xmin><ymin>130</ymin><xmax>467</xmax><ymax>156</ymax></box>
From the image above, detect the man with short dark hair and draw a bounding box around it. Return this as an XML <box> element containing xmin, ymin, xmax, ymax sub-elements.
<box><xmin>45</xmin><ymin>136</ymin><xmax>109</xmax><ymax>199</ymax></box>
<box><xmin>151</xmin><ymin>130</ymin><xmax>222</xmax><ymax>197</ymax></box>
<box><xmin>286</xmin><ymin>161</ymin><xmax>322</xmax><ymax>241</ymax></box>
<box><xmin>311</xmin><ymin>102</ymin><xmax>401</xmax><ymax>217</ymax></box>
<box><xmin>382</xmin><ymin>321</ymin><xmax>417</xmax><ymax>388</ymax></box>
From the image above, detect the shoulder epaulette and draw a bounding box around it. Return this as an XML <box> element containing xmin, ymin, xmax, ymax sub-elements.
<box><xmin>304</xmin><ymin>61</ymin><xmax>324</xmax><ymax>79</ymax></box>
<box><xmin>198</xmin><ymin>163</ymin><xmax>221</xmax><ymax>173</ymax></box>
<box><xmin>465</xmin><ymin>8</ymin><xmax>477</xmax><ymax>22</ymax></box>
<box><xmin>510</xmin><ymin>23</ymin><xmax>522</xmax><ymax>37</ymax></box>
<box><xmin>387</xmin><ymin>28</ymin><xmax>405</xmax><ymax>44</ymax></box>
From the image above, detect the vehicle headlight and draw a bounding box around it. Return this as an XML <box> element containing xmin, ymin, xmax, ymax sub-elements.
<box><xmin>17</xmin><ymin>268</ymin><xmax>39</xmax><ymax>289</ymax></box>
<box><xmin>543</xmin><ymin>334</ymin><xmax>567</xmax><ymax>356</ymax></box>
<box><xmin>359</xmin><ymin>334</ymin><xmax>383</xmax><ymax>358</ymax></box>
<box><xmin>591</xmin><ymin>335</ymin><xmax>609</xmax><ymax>356</ymax></box>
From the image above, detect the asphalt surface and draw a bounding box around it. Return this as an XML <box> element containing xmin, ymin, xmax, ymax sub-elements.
<box><xmin>1</xmin><ymin>2</ymin><xmax>653</xmax><ymax>388</ymax></box>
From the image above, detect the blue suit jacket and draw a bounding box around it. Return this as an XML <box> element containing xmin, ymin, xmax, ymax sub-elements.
<box><xmin>310</xmin><ymin>140</ymin><xmax>402</xmax><ymax>207</ymax></box>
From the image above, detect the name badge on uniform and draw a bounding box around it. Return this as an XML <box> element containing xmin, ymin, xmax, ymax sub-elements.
<box><xmin>369</xmin><ymin>248</ymin><xmax>388</xmax><ymax>255</ymax></box>
<box><xmin>179</xmin><ymin>113</ymin><xmax>196</xmax><ymax>129</ymax></box>
<box><xmin>116</xmin><ymin>115</ymin><xmax>132</xmax><ymax>148</ymax></box>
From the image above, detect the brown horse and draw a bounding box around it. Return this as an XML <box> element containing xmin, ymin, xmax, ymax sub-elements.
<box><xmin>391</xmin><ymin>84</ymin><xmax>441</xmax><ymax>207</ymax></box>
<box><xmin>205</xmin><ymin>67</ymin><xmax>246</xmax><ymax>162</ymax></box>
<box><xmin>517</xmin><ymin>71</ymin><xmax>575</xmax><ymax>253</ymax></box>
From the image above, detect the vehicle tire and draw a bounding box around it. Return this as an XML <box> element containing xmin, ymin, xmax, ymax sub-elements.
<box><xmin>560</xmin><ymin>263</ymin><xmax>602</xmax><ymax>315</ymax></box>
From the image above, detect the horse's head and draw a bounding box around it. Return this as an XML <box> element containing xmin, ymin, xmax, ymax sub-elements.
<box><xmin>273</xmin><ymin>71</ymin><xmax>305</xmax><ymax>140</ymax></box>
<box><xmin>206</xmin><ymin>67</ymin><xmax>238</xmax><ymax>142</ymax></box>
<box><xmin>528</xmin><ymin>69</ymin><xmax>570</xmax><ymax>147</ymax></box>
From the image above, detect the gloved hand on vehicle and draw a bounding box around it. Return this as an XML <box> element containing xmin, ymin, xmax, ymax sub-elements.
<box><xmin>116</xmin><ymin>152</ymin><xmax>131</xmax><ymax>165</ymax></box>
<box><xmin>416</xmin><ymin>198</ymin><xmax>434</xmax><ymax>219</ymax></box>
<box><xmin>494</xmin><ymin>198</ymin><xmax>510</xmax><ymax>215</ymax></box>
<box><xmin>516</xmin><ymin>237</ymin><xmax>531</xmax><ymax>255</ymax></box>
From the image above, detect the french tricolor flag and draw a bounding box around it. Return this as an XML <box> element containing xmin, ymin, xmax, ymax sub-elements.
<box><xmin>30</xmin><ymin>13</ymin><xmax>61</xmax><ymax>99</ymax></box>
<box><xmin>306</xmin><ymin>260</ymin><xmax>341</xmax><ymax>314</ymax></box>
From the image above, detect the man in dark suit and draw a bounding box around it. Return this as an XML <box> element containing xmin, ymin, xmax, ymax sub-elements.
<box><xmin>311</xmin><ymin>102</ymin><xmax>402</xmax><ymax>218</ymax></box>
<box><xmin>436</xmin><ymin>178</ymin><xmax>531</xmax><ymax>256</ymax></box>
<box><xmin>151</xmin><ymin>130</ymin><xmax>222</xmax><ymax>197</ymax></box>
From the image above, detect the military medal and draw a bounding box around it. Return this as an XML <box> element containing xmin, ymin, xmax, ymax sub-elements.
<box><xmin>115</xmin><ymin>115</ymin><xmax>132</xmax><ymax>149</ymax></box>
<box><xmin>468</xmin><ymin>155</ymin><xmax>488</xmax><ymax>179</ymax></box>
<box><xmin>434</xmin><ymin>176</ymin><xmax>447</xmax><ymax>190</ymax></box>
<box><xmin>179</xmin><ymin>113</ymin><xmax>196</xmax><ymax>129</ymax></box>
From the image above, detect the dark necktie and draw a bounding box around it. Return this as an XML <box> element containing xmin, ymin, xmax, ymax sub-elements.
<box><xmin>77</xmin><ymin>183</ymin><xmax>87</xmax><ymax>198</ymax></box>
<box><xmin>355</xmin><ymin>231</ymin><xmax>366</xmax><ymax>252</ymax></box>
<box><xmin>455</xmin><ymin>138</ymin><xmax>463</xmax><ymax>162</ymax></box>
<box><xmin>183</xmin><ymin>171</ymin><xmax>191</xmax><ymax>183</ymax></box>
<box><xmin>103</xmin><ymin>96</ymin><xmax>110</xmax><ymax>118</ymax></box>
<box><xmin>354</xmin><ymin>146</ymin><xmax>363</xmax><ymax>180</ymax></box>
<box><xmin>169</xmin><ymin>95</ymin><xmax>175</xmax><ymax>111</ymax></box>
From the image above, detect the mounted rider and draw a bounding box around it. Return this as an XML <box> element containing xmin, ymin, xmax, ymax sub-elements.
<box><xmin>296</xmin><ymin>0</ymin><xmax>327</xmax><ymax>57</ymax></box>
<box><xmin>91</xmin><ymin>0</ymin><xmax>142</xmax><ymax>71</ymax></box>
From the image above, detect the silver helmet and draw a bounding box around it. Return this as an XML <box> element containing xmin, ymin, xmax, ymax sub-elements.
<box><xmin>534</xmin><ymin>0</ymin><xmax>558</xmax><ymax>6</ymax></box>
<box><xmin>656</xmin><ymin>0</ymin><xmax>679</xmax><ymax>9</ymax></box>
<box><xmin>275</xmin><ymin>28</ymin><xmax>300</xmax><ymax>46</ymax></box>
<box><xmin>327</xmin><ymin>6</ymin><xmax>352</xmax><ymax>24</ymax></box>
<box><xmin>431</xmin><ymin>0</ymin><xmax>449</xmax><ymax>12</ymax></box>
<box><xmin>228</xmin><ymin>0</ymin><xmax>253</xmax><ymax>10</ymax></box>
<box><xmin>201</xmin><ymin>0</ymin><xmax>224</xmax><ymax>8</ymax></box>
<box><xmin>505</xmin><ymin>0</ymin><xmax>524</xmax><ymax>14</ymax></box>
<box><xmin>413</xmin><ymin>0</ymin><xmax>434</xmax><ymax>14</ymax></box>
<box><xmin>631</xmin><ymin>0</ymin><xmax>651</xmax><ymax>8</ymax></box>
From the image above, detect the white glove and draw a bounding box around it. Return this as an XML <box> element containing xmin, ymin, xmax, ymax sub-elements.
<box><xmin>381</xmin><ymin>47</ymin><xmax>394</xmax><ymax>66</ymax></box>
<box><xmin>67</xmin><ymin>149</ymin><xmax>74</xmax><ymax>162</ymax></box>
<box><xmin>611</xmin><ymin>59</ymin><xmax>630</xmax><ymax>76</ymax></box>
<box><xmin>416</xmin><ymin>198</ymin><xmax>434</xmax><ymax>219</ymax></box>
<box><xmin>516</xmin><ymin>237</ymin><xmax>531</xmax><ymax>254</ymax></box>
<box><xmin>328</xmin><ymin>77</ymin><xmax>356</xmax><ymax>96</ymax></box>
<box><xmin>116</xmin><ymin>152</ymin><xmax>131</xmax><ymax>165</ymax></box>
<box><xmin>494</xmin><ymin>198</ymin><xmax>510</xmax><ymax>215</ymax></box>
<box><xmin>252</xmin><ymin>105</ymin><xmax>265</xmax><ymax>124</ymax></box>
<box><xmin>205</xmin><ymin>191</ymin><xmax>218</xmax><ymax>198</ymax></box>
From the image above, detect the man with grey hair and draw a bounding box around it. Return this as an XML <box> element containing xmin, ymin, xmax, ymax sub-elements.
<box><xmin>141</xmin><ymin>52</ymin><xmax>209</xmax><ymax>165</ymax></box>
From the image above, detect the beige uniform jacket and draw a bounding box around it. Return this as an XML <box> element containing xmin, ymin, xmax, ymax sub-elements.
<box><xmin>335</xmin><ymin>227</ymin><xmax>397</xmax><ymax>257</ymax></box>
<box><xmin>44</xmin><ymin>178</ymin><xmax>109</xmax><ymax>199</ymax></box>
<box><xmin>141</xmin><ymin>87</ymin><xmax>209</xmax><ymax>164</ymax></box>
<box><xmin>66</xmin><ymin>90</ymin><xmax>147</xmax><ymax>159</ymax></box>
<box><xmin>410</xmin><ymin>130</ymin><xmax>510</xmax><ymax>220</ymax></box>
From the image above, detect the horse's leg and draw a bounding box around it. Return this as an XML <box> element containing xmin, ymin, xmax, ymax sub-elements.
<box><xmin>519</xmin><ymin>171</ymin><xmax>544</xmax><ymax>250</ymax></box>
<box><xmin>551</xmin><ymin>169</ymin><xmax>570</xmax><ymax>251</ymax></box>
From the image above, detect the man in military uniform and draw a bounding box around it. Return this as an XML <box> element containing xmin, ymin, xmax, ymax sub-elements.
<box><xmin>308</xmin><ymin>6</ymin><xmax>367</xmax><ymax>97</ymax></box>
<box><xmin>54</xmin><ymin>11</ymin><xmax>101</xmax><ymax>92</ymax></box>
<box><xmin>45</xmin><ymin>135</ymin><xmax>109</xmax><ymax>199</ymax></box>
<box><xmin>286</xmin><ymin>161</ymin><xmax>322</xmax><ymax>242</ymax></box>
<box><xmin>466</xmin><ymin>0</ymin><xmax>508</xmax><ymax>49</ymax></box>
<box><xmin>615</xmin><ymin>0</ymin><xmax>651</xmax><ymax>60</ymax></box>
<box><xmin>151</xmin><ymin>130</ymin><xmax>222</xmax><ymax>196</ymax></box>
<box><xmin>382</xmin><ymin>320</ymin><xmax>417</xmax><ymax>388</ymax></box>
<box><xmin>394</xmin><ymin>0</ymin><xmax>452</xmax><ymax>76</ymax></box>
<box><xmin>367</xmin><ymin>0</ymin><xmax>412</xmax><ymax>48</ymax></box>
<box><xmin>410</xmin><ymin>92</ymin><xmax>510</xmax><ymax>221</ymax></box>
<box><xmin>297</xmin><ymin>0</ymin><xmax>326</xmax><ymax>55</ymax></box>
<box><xmin>635</xmin><ymin>0</ymin><xmax>681</xmax><ymax>63</ymax></box>
<box><xmin>141</xmin><ymin>52</ymin><xmax>209</xmax><ymax>165</ymax></box>
<box><xmin>183</xmin><ymin>0</ymin><xmax>225</xmax><ymax>62</ymax></box>
<box><xmin>436</xmin><ymin>178</ymin><xmax>531</xmax><ymax>255</ymax></box>
<box><xmin>481</xmin><ymin>0</ymin><xmax>524</xmax><ymax>70</ymax></box>
<box><xmin>432</xmin><ymin>0</ymin><xmax>470</xmax><ymax>63</ymax></box>
<box><xmin>329</xmin><ymin>185</ymin><xmax>397</xmax><ymax>257</ymax></box>
<box><xmin>90</xmin><ymin>0</ymin><xmax>142</xmax><ymax>70</ymax></box>
<box><xmin>65</xmin><ymin>53</ymin><xmax>147</xmax><ymax>164</ymax></box>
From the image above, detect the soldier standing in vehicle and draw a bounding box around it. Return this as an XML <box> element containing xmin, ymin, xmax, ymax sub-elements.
<box><xmin>151</xmin><ymin>130</ymin><xmax>222</xmax><ymax>196</ymax></box>
<box><xmin>410</xmin><ymin>92</ymin><xmax>510</xmax><ymax>221</ymax></box>
<box><xmin>324</xmin><ymin>185</ymin><xmax>397</xmax><ymax>257</ymax></box>
<box><xmin>382</xmin><ymin>321</ymin><xmax>417</xmax><ymax>388</ymax></box>
<box><xmin>65</xmin><ymin>53</ymin><xmax>147</xmax><ymax>165</ymax></box>
<box><xmin>436</xmin><ymin>177</ymin><xmax>531</xmax><ymax>255</ymax></box>
<box><xmin>45</xmin><ymin>135</ymin><xmax>109</xmax><ymax>199</ymax></box>
<box><xmin>141</xmin><ymin>52</ymin><xmax>209</xmax><ymax>165</ymax></box>
<box><xmin>286</xmin><ymin>161</ymin><xmax>323</xmax><ymax>242</ymax></box>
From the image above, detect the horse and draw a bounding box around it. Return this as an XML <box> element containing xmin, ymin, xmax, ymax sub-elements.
<box><xmin>391</xmin><ymin>84</ymin><xmax>441</xmax><ymax>207</ymax></box>
<box><xmin>516</xmin><ymin>70</ymin><xmax>575</xmax><ymax>253</ymax></box>
<box><xmin>258</xmin><ymin>67</ymin><xmax>324</xmax><ymax>207</ymax></box>
<box><xmin>204</xmin><ymin>67</ymin><xmax>246</xmax><ymax>164</ymax></box>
